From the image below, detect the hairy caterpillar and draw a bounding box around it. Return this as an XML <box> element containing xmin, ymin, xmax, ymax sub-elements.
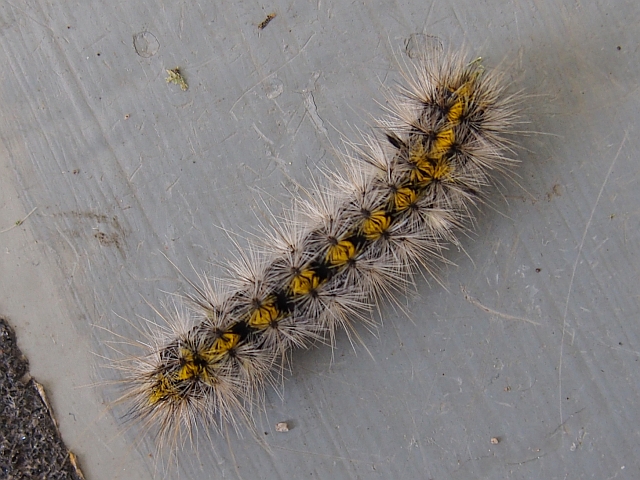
<box><xmin>112</xmin><ymin>46</ymin><xmax>522</xmax><ymax>455</ymax></box>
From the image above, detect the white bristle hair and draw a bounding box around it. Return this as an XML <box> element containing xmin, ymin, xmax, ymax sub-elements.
<box><xmin>111</xmin><ymin>45</ymin><xmax>523</xmax><ymax>457</ymax></box>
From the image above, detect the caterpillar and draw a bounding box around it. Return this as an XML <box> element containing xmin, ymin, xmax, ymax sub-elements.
<box><xmin>112</xmin><ymin>46</ymin><xmax>522</xmax><ymax>456</ymax></box>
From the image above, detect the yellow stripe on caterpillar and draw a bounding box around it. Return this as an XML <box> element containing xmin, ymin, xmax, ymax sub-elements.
<box><xmin>177</xmin><ymin>357</ymin><xmax>207</xmax><ymax>381</ymax></box>
<box><xmin>325</xmin><ymin>239</ymin><xmax>356</xmax><ymax>266</ymax></box>
<box><xmin>290</xmin><ymin>268</ymin><xmax>321</xmax><ymax>295</ymax></box>
<box><xmin>149</xmin><ymin>375</ymin><xmax>178</xmax><ymax>405</ymax></box>
<box><xmin>361</xmin><ymin>210</ymin><xmax>391</xmax><ymax>240</ymax></box>
<box><xmin>410</xmin><ymin>156</ymin><xmax>453</xmax><ymax>184</ymax></box>
<box><xmin>431</xmin><ymin>156</ymin><xmax>453</xmax><ymax>180</ymax></box>
<box><xmin>447</xmin><ymin>96</ymin><xmax>466</xmax><ymax>125</ymax></box>
<box><xmin>447</xmin><ymin>82</ymin><xmax>476</xmax><ymax>124</ymax></box>
<box><xmin>409</xmin><ymin>140</ymin><xmax>428</xmax><ymax>166</ymax></box>
<box><xmin>175</xmin><ymin>332</ymin><xmax>242</xmax><ymax>382</ymax></box>
<box><xmin>248</xmin><ymin>296</ymin><xmax>280</xmax><ymax>329</ymax></box>
<box><xmin>408</xmin><ymin>129</ymin><xmax>455</xmax><ymax>165</ymax></box>
<box><xmin>208</xmin><ymin>332</ymin><xmax>241</xmax><ymax>356</ymax></box>
<box><xmin>392</xmin><ymin>186</ymin><xmax>418</xmax><ymax>212</ymax></box>
<box><xmin>431</xmin><ymin>128</ymin><xmax>455</xmax><ymax>155</ymax></box>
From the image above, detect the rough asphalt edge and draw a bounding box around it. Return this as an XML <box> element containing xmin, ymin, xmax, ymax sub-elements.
<box><xmin>0</xmin><ymin>316</ymin><xmax>85</xmax><ymax>480</ymax></box>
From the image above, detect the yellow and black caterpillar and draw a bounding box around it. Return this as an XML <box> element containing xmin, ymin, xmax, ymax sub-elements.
<box><xmin>115</xmin><ymin>47</ymin><xmax>521</xmax><ymax>451</ymax></box>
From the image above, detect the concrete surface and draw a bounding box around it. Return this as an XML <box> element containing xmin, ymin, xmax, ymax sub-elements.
<box><xmin>1</xmin><ymin>1</ymin><xmax>639</xmax><ymax>479</ymax></box>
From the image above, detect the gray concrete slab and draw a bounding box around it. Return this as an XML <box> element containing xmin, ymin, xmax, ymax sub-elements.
<box><xmin>1</xmin><ymin>1</ymin><xmax>639</xmax><ymax>478</ymax></box>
